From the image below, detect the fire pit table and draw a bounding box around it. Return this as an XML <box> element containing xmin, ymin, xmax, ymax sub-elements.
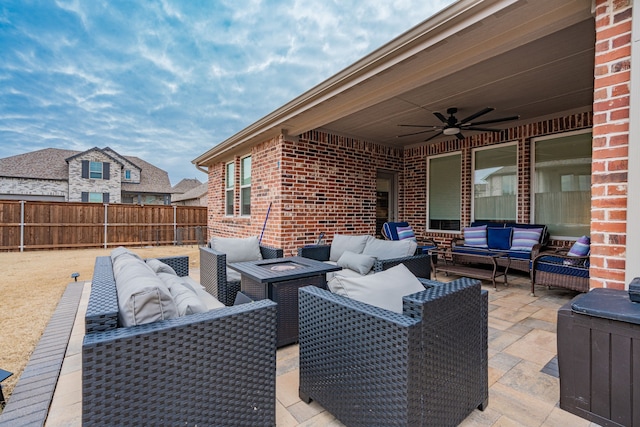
<box><xmin>228</xmin><ymin>256</ymin><xmax>341</xmax><ymax>347</ymax></box>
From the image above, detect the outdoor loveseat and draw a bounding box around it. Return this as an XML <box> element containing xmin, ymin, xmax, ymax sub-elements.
<box><xmin>451</xmin><ymin>221</ymin><xmax>549</xmax><ymax>274</ymax></box>
<box><xmin>298</xmin><ymin>234</ymin><xmax>431</xmax><ymax>279</ymax></box>
<box><xmin>200</xmin><ymin>236</ymin><xmax>283</xmax><ymax>306</ymax></box>
<box><xmin>298</xmin><ymin>277</ymin><xmax>488</xmax><ymax>426</ymax></box>
<box><xmin>82</xmin><ymin>251</ymin><xmax>277</xmax><ymax>426</ymax></box>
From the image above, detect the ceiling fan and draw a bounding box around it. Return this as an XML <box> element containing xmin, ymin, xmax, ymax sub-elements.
<box><xmin>397</xmin><ymin>107</ymin><xmax>520</xmax><ymax>142</ymax></box>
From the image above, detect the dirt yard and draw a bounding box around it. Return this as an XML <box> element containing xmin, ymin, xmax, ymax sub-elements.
<box><xmin>0</xmin><ymin>245</ymin><xmax>201</xmax><ymax>400</ymax></box>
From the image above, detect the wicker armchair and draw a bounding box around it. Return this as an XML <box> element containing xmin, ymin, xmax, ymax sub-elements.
<box><xmin>200</xmin><ymin>244</ymin><xmax>283</xmax><ymax>306</ymax></box>
<box><xmin>531</xmin><ymin>249</ymin><xmax>590</xmax><ymax>296</ymax></box>
<box><xmin>298</xmin><ymin>277</ymin><xmax>488</xmax><ymax>427</ymax></box>
<box><xmin>297</xmin><ymin>244</ymin><xmax>431</xmax><ymax>278</ymax></box>
<box><xmin>82</xmin><ymin>255</ymin><xmax>278</xmax><ymax>426</ymax></box>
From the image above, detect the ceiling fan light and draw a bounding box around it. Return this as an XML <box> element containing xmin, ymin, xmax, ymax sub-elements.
<box><xmin>443</xmin><ymin>127</ymin><xmax>460</xmax><ymax>135</ymax></box>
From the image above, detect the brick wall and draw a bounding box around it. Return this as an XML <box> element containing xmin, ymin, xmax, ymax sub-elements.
<box><xmin>0</xmin><ymin>177</ymin><xmax>68</xmax><ymax>200</ymax></box>
<box><xmin>404</xmin><ymin>112</ymin><xmax>593</xmax><ymax>249</ymax></box>
<box><xmin>207</xmin><ymin>132</ymin><xmax>403</xmax><ymax>256</ymax></box>
<box><xmin>591</xmin><ymin>0</ymin><xmax>631</xmax><ymax>290</ymax></box>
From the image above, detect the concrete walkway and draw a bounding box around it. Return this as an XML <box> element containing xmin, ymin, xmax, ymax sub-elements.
<box><xmin>37</xmin><ymin>271</ymin><xmax>600</xmax><ymax>426</ymax></box>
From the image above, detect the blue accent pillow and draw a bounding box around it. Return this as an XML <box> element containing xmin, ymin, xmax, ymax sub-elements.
<box><xmin>567</xmin><ymin>235</ymin><xmax>591</xmax><ymax>257</ymax></box>
<box><xmin>510</xmin><ymin>227</ymin><xmax>543</xmax><ymax>251</ymax></box>
<box><xmin>487</xmin><ymin>227</ymin><xmax>512</xmax><ymax>250</ymax></box>
<box><xmin>464</xmin><ymin>225</ymin><xmax>488</xmax><ymax>248</ymax></box>
<box><xmin>395</xmin><ymin>225</ymin><xmax>417</xmax><ymax>241</ymax></box>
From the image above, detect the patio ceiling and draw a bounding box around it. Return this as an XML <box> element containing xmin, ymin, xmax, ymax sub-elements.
<box><xmin>194</xmin><ymin>0</ymin><xmax>595</xmax><ymax>165</ymax></box>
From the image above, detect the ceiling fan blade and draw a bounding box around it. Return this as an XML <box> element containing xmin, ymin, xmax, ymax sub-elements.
<box><xmin>456</xmin><ymin>133</ymin><xmax>465</xmax><ymax>140</ymax></box>
<box><xmin>396</xmin><ymin>129</ymin><xmax>439</xmax><ymax>138</ymax></box>
<box><xmin>459</xmin><ymin>107</ymin><xmax>494</xmax><ymax>124</ymax></box>
<box><xmin>424</xmin><ymin>131</ymin><xmax>444</xmax><ymax>142</ymax></box>
<box><xmin>468</xmin><ymin>115</ymin><xmax>520</xmax><ymax>126</ymax></box>
<box><xmin>433</xmin><ymin>112</ymin><xmax>448</xmax><ymax>123</ymax></box>
<box><xmin>397</xmin><ymin>124</ymin><xmax>439</xmax><ymax>128</ymax></box>
<box><xmin>465</xmin><ymin>126</ymin><xmax>504</xmax><ymax>133</ymax></box>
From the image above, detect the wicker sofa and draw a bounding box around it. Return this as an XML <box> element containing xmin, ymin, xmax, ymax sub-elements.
<box><xmin>298</xmin><ymin>234</ymin><xmax>431</xmax><ymax>279</ymax></box>
<box><xmin>200</xmin><ymin>242</ymin><xmax>283</xmax><ymax>306</ymax></box>
<box><xmin>451</xmin><ymin>221</ymin><xmax>549</xmax><ymax>274</ymax></box>
<box><xmin>82</xmin><ymin>254</ymin><xmax>278</xmax><ymax>426</ymax></box>
<box><xmin>298</xmin><ymin>277</ymin><xmax>488</xmax><ymax>427</ymax></box>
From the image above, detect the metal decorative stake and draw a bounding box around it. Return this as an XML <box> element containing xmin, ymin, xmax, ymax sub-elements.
<box><xmin>259</xmin><ymin>202</ymin><xmax>272</xmax><ymax>244</ymax></box>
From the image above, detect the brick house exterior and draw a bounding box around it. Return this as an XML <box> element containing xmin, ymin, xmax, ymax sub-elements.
<box><xmin>195</xmin><ymin>0</ymin><xmax>640</xmax><ymax>290</ymax></box>
<box><xmin>0</xmin><ymin>147</ymin><xmax>174</xmax><ymax>204</ymax></box>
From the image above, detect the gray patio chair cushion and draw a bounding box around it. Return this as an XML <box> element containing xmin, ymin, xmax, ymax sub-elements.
<box><xmin>337</xmin><ymin>250</ymin><xmax>376</xmax><ymax>275</ymax></box>
<box><xmin>329</xmin><ymin>234</ymin><xmax>371</xmax><ymax>261</ymax></box>
<box><xmin>328</xmin><ymin>263</ymin><xmax>424</xmax><ymax>313</ymax></box>
<box><xmin>362</xmin><ymin>238</ymin><xmax>417</xmax><ymax>260</ymax></box>
<box><xmin>210</xmin><ymin>235</ymin><xmax>263</xmax><ymax>263</ymax></box>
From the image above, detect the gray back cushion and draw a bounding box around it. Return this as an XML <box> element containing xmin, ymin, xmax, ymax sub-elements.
<box><xmin>363</xmin><ymin>238</ymin><xmax>417</xmax><ymax>260</ymax></box>
<box><xmin>210</xmin><ymin>236</ymin><xmax>263</xmax><ymax>264</ymax></box>
<box><xmin>111</xmin><ymin>249</ymin><xmax>178</xmax><ymax>327</ymax></box>
<box><xmin>329</xmin><ymin>234</ymin><xmax>372</xmax><ymax>262</ymax></box>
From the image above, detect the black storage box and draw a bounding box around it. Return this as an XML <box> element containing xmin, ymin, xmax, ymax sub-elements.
<box><xmin>629</xmin><ymin>277</ymin><xmax>640</xmax><ymax>303</ymax></box>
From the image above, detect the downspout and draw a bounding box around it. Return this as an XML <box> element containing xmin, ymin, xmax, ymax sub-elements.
<box><xmin>196</xmin><ymin>164</ymin><xmax>208</xmax><ymax>174</ymax></box>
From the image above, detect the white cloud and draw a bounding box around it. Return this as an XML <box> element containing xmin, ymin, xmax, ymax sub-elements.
<box><xmin>0</xmin><ymin>0</ymin><xmax>456</xmax><ymax>183</ymax></box>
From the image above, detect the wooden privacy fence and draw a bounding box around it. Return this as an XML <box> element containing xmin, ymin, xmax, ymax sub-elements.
<box><xmin>0</xmin><ymin>200</ymin><xmax>208</xmax><ymax>251</ymax></box>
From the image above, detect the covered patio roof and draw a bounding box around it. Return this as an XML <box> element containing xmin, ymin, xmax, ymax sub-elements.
<box><xmin>194</xmin><ymin>0</ymin><xmax>594</xmax><ymax>165</ymax></box>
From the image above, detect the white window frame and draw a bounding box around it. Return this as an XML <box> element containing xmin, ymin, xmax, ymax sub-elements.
<box><xmin>531</xmin><ymin>128</ymin><xmax>592</xmax><ymax>239</ymax></box>
<box><xmin>225</xmin><ymin>161</ymin><xmax>234</xmax><ymax>216</ymax></box>
<box><xmin>240</xmin><ymin>155</ymin><xmax>251</xmax><ymax>217</ymax></box>
<box><xmin>471</xmin><ymin>141</ymin><xmax>518</xmax><ymax>223</ymax></box>
<box><xmin>426</xmin><ymin>151</ymin><xmax>462</xmax><ymax>233</ymax></box>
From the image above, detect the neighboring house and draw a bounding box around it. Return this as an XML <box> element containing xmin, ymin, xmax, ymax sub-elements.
<box><xmin>0</xmin><ymin>147</ymin><xmax>174</xmax><ymax>204</ymax></box>
<box><xmin>193</xmin><ymin>0</ymin><xmax>639</xmax><ymax>290</ymax></box>
<box><xmin>172</xmin><ymin>182</ymin><xmax>208</xmax><ymax>206</ymax></box>
<box><xmin>171</xmin><ymin>178</ymin><xmax>202</xmax><ymax>196</ymax></box>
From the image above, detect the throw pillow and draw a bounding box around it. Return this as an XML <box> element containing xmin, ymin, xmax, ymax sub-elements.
<box><xmin>157</xmin><ymin>271</ymin><xmax>208</xmax><ymax>316</ymax></box>
<box><xmin>146</xmin><ymin>258</ymin><xmax>177</xmax><ymax>275</ymax></box>
<box><xmin>328</xmin><ymin>263</ymin><xmax>425</xmax><ymax>313</ymax></box>
<box><xmin>464</xmin><ymin>225</ymin><xmax>488</xmax><ymax>248</ymax></box>
<box><xmin>395</xmin><ymin>225</ymin><xmax>417</xmax><ymax>241</ymax></box>
<box><xmin>510</xmin><ymin>227</ymin><xmax>543</xmax><ymax>251</ymax></box>
<box><xmin>337</xmin><ymin>251</ymin><xmax>376</xmax><ymax>275</ymax></box>
<box><xmin>210</xmin><ymin>236</ymin><xmax>263</xmax><ymax>264</ymax></box>
<box><xmin>567</xmin><ymin>235</ymin><xmax>591</xmax><ymax>257</ymax></box>
<box><xmin>362</xmin><ymin>238</ymin><xmax>417</xmax><ymax>260</ymax></box>
<box><xmin>329</xmin><ymin>234</ymin><xmax>371</xmax><ymax>262</ymax></box>
<box><xmin>487</xmin><ymin>227</ymin><xmax>512</xmax><ymax>250</ymax></box>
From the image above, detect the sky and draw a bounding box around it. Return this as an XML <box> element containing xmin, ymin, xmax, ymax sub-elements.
<box><xmin>0</xmin><ymin>0</ymin><xmax>455</xmax><ymax>185</ymax></box>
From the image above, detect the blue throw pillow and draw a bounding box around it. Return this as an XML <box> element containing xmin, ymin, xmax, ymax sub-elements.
<box><xmin>464</xmin><ymin>225</ymin><xmax>488</xmax><ymax>248</ymax></box>
<box><xmin>510</xmin><ymin>227</ymin><xmax>543</xmax><ymax>251</ymax></box>
<box><xmin>567</xmin><ymin>235</ymin><xmax>591</xmax><ymax>257</ymax></box>
<box><xmin>487</xmin><ymin>227</ymin><xmax>512</xmax><ymax>250</ymax></box>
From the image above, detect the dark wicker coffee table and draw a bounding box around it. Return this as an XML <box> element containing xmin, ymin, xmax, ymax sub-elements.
<box><xmin>228</xmin><ymin>257</ymin><xmax>341</xmax><ymax>347</ymax></box>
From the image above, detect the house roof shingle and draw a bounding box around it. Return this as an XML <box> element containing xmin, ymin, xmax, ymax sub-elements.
<box><xmin>172</xmin><ymin>182</ymin><xmax>207</xmax><ymax>202</ymax></box>
<box><xmin>171</xmin><ymin>178</ymin><xmax>203</xmax><ymax>194</ymax></box>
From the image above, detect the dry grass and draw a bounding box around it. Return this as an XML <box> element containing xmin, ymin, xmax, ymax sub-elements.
<box><xmin>0</xmin><ymin>245</ymin><xmax>201</xmax><ymax>399</ymax></box>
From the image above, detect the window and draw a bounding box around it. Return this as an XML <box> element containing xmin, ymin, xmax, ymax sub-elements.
<box><xmin>89</xmin><ymin>161</ymin><xmax>103</xmax><ymax>179</ymax></box>
<box><xmin>533</xmin><ymin>131</ymin><xmax>592</xmax><ymax>237</ymax></box>
<box><xmin>125</xmin><ymin>169</ymin><xmax>131</xmax><ymax>180</ymax></box>
<box><xmin>427</xmin><ymin>153</ymin><xmax>461</xmax><ymax>231</ymax></box>
<box><xmin>473</xmin><ymin>143</ymin><xmax>517</xmax><ymax>222</ymax></box>
<box><xmin>82</xmin><ymin>192</ymin><xmax>109</xmax><ymax>203</ymax></box>
<box><xmin>225</xmin><ymin>162</ymin><xmax>234</xmax><ymax>215</ymax></box>
<box><xmin>240</xmin><ymin>156</ymin><xmax>251</xmax><ymax>216</ymax></box>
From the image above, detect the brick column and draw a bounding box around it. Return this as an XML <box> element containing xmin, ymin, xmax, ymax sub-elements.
<box><xmin>591</xmin><ymin>0</ymin><xmax>632</xmax><ymax>289</ymax></box>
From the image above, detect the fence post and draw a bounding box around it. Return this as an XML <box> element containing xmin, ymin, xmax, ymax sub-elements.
<box><xmin>173</xmin><ymin>205</ymin><xmax>177</xmax><ymax>246</ymax></box>
<box><xmin>103</xmin><ymin>203</ymin><xmax>108</xmax><ymax>249</ymax></box>
<box><xmin>20</xmin><ymin>200</ymin><xmax>25</xmax><ymax>252</ymax></box>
